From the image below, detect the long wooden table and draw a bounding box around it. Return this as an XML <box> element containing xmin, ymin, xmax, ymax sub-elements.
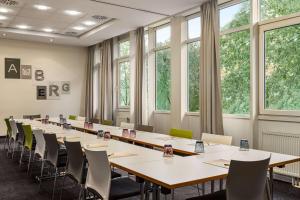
<box><xmin>18</xmin><ymin>118</ymin><xmax>300</xmax><ymax>200</ymax></box>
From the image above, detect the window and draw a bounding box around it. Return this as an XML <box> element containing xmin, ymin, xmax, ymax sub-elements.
<box><xmin>220</xmin><ymin>0</ymin><xmax>250</xmax><ymax>32</ymax></box>
<box><xmin>219</xmin><ymin>1</ymin><xmax>251</xmax><ymax>115</ymax></box>
<box><xmin>260</xmin><ymin>0</ymin><xmax>300</xmax><ymax>21</ymax></box>
<box><xmin>262</xmin><ymin>22</ymin><xmax>300</xmax><ymax>112</ymax></box>
<box><xmin>119</xmin><ymin>40</ymin><xmax>130</xmax><ymax>58</ymax></box>
<box><xmin>187</xmin><ymin>17</ymin><xmax>200</xmax><ymax>112</ymax></box>
<box><xmin>155</xmin><ymin>25</ymin><xmax>171</xmax><ymax>111</ymax></box>
<box><xmin>118</xmin><ymin>40</ymin><xmax>130</xmax><ymax>108</ymax></box>
<box><xmin>119</xmin><ymin>61</ymin><xmax>130</xmax><ymax>107</ymax></box>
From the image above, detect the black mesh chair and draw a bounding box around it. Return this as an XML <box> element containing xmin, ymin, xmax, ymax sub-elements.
<box><xmin>60</xmin><ymin>141</ymin><xmax>87</xmax><ymax>199</ymax></box>
<box><xmin>186</xmin><ymin>157</ymin><xmax>271</xmax><ymax>200</ymax></box>
<box><xmin>43</xmin><ymin>134</ymin><xmax>67</xmax><ymax>200</ymax></box>
<box><xmin>83</xmin><ymin>150</ymin><xmax>142</xmax><ymax>200</ymax></box>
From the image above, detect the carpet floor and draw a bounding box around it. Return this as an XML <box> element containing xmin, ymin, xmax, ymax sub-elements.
<box><xmin>0</xmin><ymin>143</ymin><xmax>300</xmax><ymax>200</ymax></box>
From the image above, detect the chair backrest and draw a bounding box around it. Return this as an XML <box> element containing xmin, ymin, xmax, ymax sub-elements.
<box><xmin>169</xmin><ymin>128</ymin><xmax>193</xmax><ymax>139</ymax></box>
<box><xmin>102</xmin><ymin>120</ymin><xmax>113</xmax><ymax>126</ymax></box>
<box><xmin>43</xmin><ymin>134</ymin><xmax>59</xmax><ymax>167</ymax></box>
<box><xmin>23</xmin><ymin>114</ymin><xmax>41</xmax><ymax>119</ymax></box>
<box><xmin>4</xmin><ymin>118</ymin><xmax>12</xmax><ymax>137</ymax></box>
<box><xmin>33</xmin><ymin>129</ymin><xmax>46</xmax><ymax>158</ymax></box>
<box><xmin>69</xmin><ymin>115</ymin><xmax>77</xmax><ymax>120</ymax></box>
<box><xmin>77</xmin><ymin>116</ymin><xmax>86</xmax><ymax>121</ymax></box>
<box><xmin>85</xmin><ymin>150</ymin><xmax>111</xmax><ymax>200</ymax></box>
<box><xmin>201</xmin><ymin>133</ymin><xmax>232</xmax><ymax>145</ymax></box>
<box><xmin>22</xmin><ymin>124</ymin><xmax>33</xmax><ymax>150</ymax></box>
<box><xmin>9</xmin><ymin>119</ymin><xmax>18</xmax><ymax>140</ymax></box>
<box><xmin>136</xmin><ymin>124</ymin><xmax>154</xmax><ymax>132</ymax></box>
<box><xmin>64</xmin><ymin>141</ymin><xmax>85</xmax><ymax>184</ymax></box>
<box><xmin>226</xmin><ymin>157</ymin><xmax>270</xmax><ymax>200</ymax></box>
<box><xmin>16</xmin><ymin>122</ymin><xmax>25</xmax><ymax>144</ymax></box>
<box><xmin>120</xmin><ymin>122</ymin><xmax>135</xmax><ymax>129</ymax></box>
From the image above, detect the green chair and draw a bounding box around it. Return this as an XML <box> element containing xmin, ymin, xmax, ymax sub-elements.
<box><xmin>102</xmin><ymin>120</ymin><xmax>113</xmax><ymax>126</ymax></box>
<box><xmin>68</xmin><ymin>115</ymin><xmax>77</xmax><ymax>120</ymax></box>
<box><xmin>3</xmin><ymin>118</ymin><xmax>12</xmax><ymax>150</ymax></box>
<box><xmin>169</xmin><ymin>128</ymin><xmax>193</xmax><ymax>139</ymax></box>
<box><xmin>21</xmin><ymin>125</ymin><xmax>34</xmax><ymax>173</ymax></box>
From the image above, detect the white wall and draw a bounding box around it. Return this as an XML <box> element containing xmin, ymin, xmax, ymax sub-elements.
<box><xmin>0</xmin><ymin>39</ymin><xmax>87</xmax><ymax>135</ymax></box>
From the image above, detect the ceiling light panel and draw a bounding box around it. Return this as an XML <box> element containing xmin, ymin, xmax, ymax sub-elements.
<box><xmin>73</xmin><ymin>26</ymin><xmax>86</xmax><ymax>31</ymax></box>
<box><xmin>16</xmin><ymin>24</ymin><xmax>30</xmax><ymax>29</ymax></box>
<box><xmin>64</xmin><ymin>10</ymin><xmax>81</xmax><ymax>16</ymax></box>
<box><xmin>0</xmin><ymin>15</ymin><xmax>7</xmax><ymax>20</ymax></box>
<box><xmin>82</xmin><ymin>20</ymin><xmax>96</xmax><ymax>26</ymax></box>
<box><xmin>0</xmin><ymin>7</ymin><xmax>10</xmax><ymax>13</ymax></box>
<box><xmin>43</xmin><ymin>28</ymin><xmax>53</xmax><ymax>33</ymax></box>
<box><xmin>34</xmin><ymin>5</ymin><xmax>51</xmax><ymax>11</ymax></box>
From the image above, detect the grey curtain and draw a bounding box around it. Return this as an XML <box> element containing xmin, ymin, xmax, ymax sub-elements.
<box><xmin>85</xmin><ymin>45</ymin><xmax>96</xmax><ymax>121</ymax></box>
<box><xmin>134</xmin><ymin>27</ymin><xmax>144</xmax><ymax>125</ymax></box>
<box><xmin>200</xmin><ymin>0</ymin><xmax>224</xmax><ymax>135</ymax></box>
<box><xmin>99</xmin><ymin>39</ymin><xmax>113</xmax><ymax>122</ymax></box>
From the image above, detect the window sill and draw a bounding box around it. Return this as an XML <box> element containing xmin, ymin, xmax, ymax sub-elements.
<box><xmin>153</xmin><ymin>110</ymin><xmax>171</xmax><ymax>114</ymax></box>
<box><xmin>117</xmin><ymin>108</ymin><xmax>130</xmax><ymax>112</ymax></box>
<box><xmin>223</xmin><ymin>114</ymin><xmax>250</xmax><ymax>120</ymax></box>
<box><xmin>258</xmin><ymin>115</ymin><xmax>300</xmax><ymax>123</ymax></box>
<box><xmin>185</xmin><ymin>112</ymin><xmax>200</xmax><ymax>116</ymax></box>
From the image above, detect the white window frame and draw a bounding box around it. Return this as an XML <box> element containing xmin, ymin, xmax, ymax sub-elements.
<box><xmin>117</xmin><ymin>39</ymin><xmax>130</xmax><ymax>109</ymax></box>
<box><xmin>185</xmin><ymin>14</ymin><xmax>201</xmax><ymax>114</ymax></box>
<box><xmin>218</xmin><ymin>0</ymin><xmax>251</xmax><ymax>117</ymax></box>
<box><xmin>154</xmin><ymin>23</ymin><xmax>172</xmax><ymax>112</ymax></box>
<box><xmin>259</xmin><ymin>15</ymin><xmax>300</xmax><ymax>116</ymax></box>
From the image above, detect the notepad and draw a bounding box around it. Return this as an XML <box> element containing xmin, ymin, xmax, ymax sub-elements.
<box><xmin>86</xmin><ymin>143</ymin><xmax>108</xmax><ymax>148</ymax></box>
<box><xmin>204</xmin><ymin>159</ymin><xmax>231</xmax><ymax>169</ymax></box>
<box><xmin>109</xmin><ymin>152</ymin><xmax>138</xmax><ymax>159</ymax></box>
<box><xmin>156</xmin><ymin>136</ymin><xmax>177</xmax><ymax>141</ymax></box>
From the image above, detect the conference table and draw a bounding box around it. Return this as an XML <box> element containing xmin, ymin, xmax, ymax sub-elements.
<box><xmin>17</xmin><ymin>118</ymin><xmax>300</xmax><ymax>200</ymax></box>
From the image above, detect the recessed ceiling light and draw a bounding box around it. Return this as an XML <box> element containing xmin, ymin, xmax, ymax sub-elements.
<box><xmin>16</xmin><ymin>24</ymin><xmax>30</xmax><ymax>29</ymax></box>
<box><xmin>34</xmin><ymin>5</ymin><xmax>51</xmax><ymax>11</ymax></box>
<box><xmin>49</xmin><ymin>38</ymin><xmax>54</xmax><ymax>42</ymax></box>
<box><xmin>43</xmin><ymin>28</ymin><xmax>53</xmax><ymax>33</ymax></box>
<box><xmin>0</xmin><ymin>8</ymin><xmax>10</xmax><ymax>13</ymax></box>
<box><xmin>0</xmin><ymin>15</ymin><xmax>7</xmax><ymax>20</ymax></box>
<box><xmin>64</xmin><ymin>10</ymin><xmax>81</xmax><ymax>16</ymax></box>
<box><xmin>73</xmin><ymin>26</ymin><xmax>85</xmax><ymax>31</ymax></box>
<box><xmin>2</xmin><ymin>33</ymin><xmax>6</xmax><ymax>37</ymax></box>
<box><xmin>82</xmin><ymin>21</ymin><xmax>96</xmax><ymax>26</ymax></box>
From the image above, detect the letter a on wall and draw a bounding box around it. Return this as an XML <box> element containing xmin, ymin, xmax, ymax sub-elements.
<box><xmin>5</xmin><ymin>58</ymin><xmax>20</xmax><ymax>79</ymax></box>
<box><xmin>48</xmin><ymin>81</ymin><xmax>60</xmax><ymax>100</ymax></box>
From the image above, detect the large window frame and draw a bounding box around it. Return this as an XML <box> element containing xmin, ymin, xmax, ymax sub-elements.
<box><xmin>185</xmin><ymin>14</ymin><xmax>201</xmax><ymax>114</ymax></box>
<box><xmin>219</xmin><ymin>0</ymin><xmax>251</xmax><ymax>117</ymax></box>
<box><xmin>259</xmin><ymin>16</ymin><xmax>300</xmax><ymax>116</ymax></box>
<box><xmin>154</xmin><ymin>23</ymin><xmax>171</xmax><ymax>112</ymax></box>
<box><xmin>117</xmin><ymin>38</ymin><xmax>130</xmax><ymax>109</ymax></box>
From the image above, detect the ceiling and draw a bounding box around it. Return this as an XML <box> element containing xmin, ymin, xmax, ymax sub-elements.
<box><xmin>0</xmin><ymin>0</ymin><xmax>206</xmax><ymax>46</ymax></box>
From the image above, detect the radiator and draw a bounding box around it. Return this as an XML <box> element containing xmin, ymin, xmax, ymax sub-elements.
<box><xmin>260</xmin><ymin>131</ymin><xmax>300</xmax><ymax>178</ymax></box>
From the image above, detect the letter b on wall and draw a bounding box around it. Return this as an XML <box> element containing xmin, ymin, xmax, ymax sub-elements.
<box><xmin>5</xmin><ymin>58</ymin><xmax>20</xmax><ymax>79</ymax></box>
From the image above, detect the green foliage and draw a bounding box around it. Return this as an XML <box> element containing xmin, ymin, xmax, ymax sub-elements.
<box><xmin>119</xmin><ymin>41</ymin><xmax>130</xmax><ymax>57</ymax></box>
<box><xmin>261</xmin><ymin>0</ymin><xmax>300</xmax><ymax>20</ymax></box>
<box><xmin>220</xmin><ymin>30</ymin><xmax>250</xmax><ymax>114</ymax></box>
<box><xmin>220</xmin><ymin>1</ymin><xmax>251</xmax><ymax>114</ymax></box>
<box><xmin>265</xmin><ymin>25</ymin><xmax>300</xmax><ymax>110</ymax></box>
<box><xmin>156</xmin><ymin>49</ymin><xmax>171</xmax><ymax>111</ymax></box>
<box><xmin>119</xmin><ymin>61</ymin><xmax>130</xmax><ymax>107</ymax></box>
<box><xmin>221</xmin><ymin>0</ymin><xmax>250</xmax><ymax>32</ymax></box>
<box><xmin>188</xmin><ymin>41</ymin><xmax>200</xmax><ymax>112</ymax></box>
